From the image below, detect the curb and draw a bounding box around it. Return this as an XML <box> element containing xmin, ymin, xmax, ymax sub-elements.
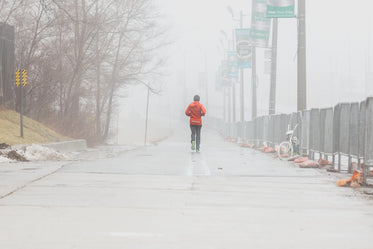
<box><xmin>42</xmin><ymin>139</ymin><xmax>87</xmax><ymax>153</ymax></box>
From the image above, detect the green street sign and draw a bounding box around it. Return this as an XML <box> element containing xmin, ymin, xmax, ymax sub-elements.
<box><xmin>251</xmin><ymin>29</ymin><xmax>269</xmax><ymax>40</ymax></box>
<box><xmin>266</xmin><ymin>0</ymin><xmax>295</xmax><ymax>18</ymax></box>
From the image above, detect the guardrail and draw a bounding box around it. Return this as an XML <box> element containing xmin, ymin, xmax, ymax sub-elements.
<box><xmin>210</xmin><ymin>97</ymin><xmax>373</xmax><ymax>185</ymax></box>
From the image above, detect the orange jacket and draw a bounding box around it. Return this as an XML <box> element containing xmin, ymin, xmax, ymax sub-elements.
<box><xmin>185</xmin><ymin>101</ymin><xmax>206</xmax><ymax>126</ymax></box>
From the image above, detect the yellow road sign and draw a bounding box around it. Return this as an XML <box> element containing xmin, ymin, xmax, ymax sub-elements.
<box><xmin>22</xmin><ymin>69</ymin><xmax>27</xmax><ymax>86</ymax></box>
<box><xmin>15</xmin><ymin>70</ymin><xmax>20</xmax><ymax>86</ymax></box>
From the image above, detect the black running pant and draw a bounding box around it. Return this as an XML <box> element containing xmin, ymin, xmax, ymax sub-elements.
<box><xmin>190</xmin><ymin>125</ymin><xmax>202</xmax><ymax>149</ymax></box>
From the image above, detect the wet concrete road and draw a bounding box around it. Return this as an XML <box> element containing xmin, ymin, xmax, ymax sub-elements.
<box><xmin>1</xmin><ymin>127</ymin><xmax>373</xmax><ymax>248</ymax></box>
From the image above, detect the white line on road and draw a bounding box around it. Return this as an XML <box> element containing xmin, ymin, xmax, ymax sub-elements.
<box><xmin>109</xmin><ymin>232</ymin><xmax>165</xmax><ymax>238</ymax></box>
<box><xmin>188</xmin><ymin>151</ymin><xmax>211</xmax><ymax>176</ymax></box>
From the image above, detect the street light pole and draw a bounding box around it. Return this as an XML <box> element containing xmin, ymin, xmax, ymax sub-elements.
<box><xmin>220</xmin><ymin>30</ymin><xmax>231</xmax><ymax>124</ymax></box>
<box><xmin>239</xmin><ymin>10</ymin><xmax>245</xmax><ymax>122</ymax></box>
<box><xmin>144</xmin><ymin>86</ymin><xmax>150</xmax><ymax>146</ymax></box>
<box><xmin>231</xmin><ymin>30</ymin><xmax>236</xmax><ymax>124</ymax></box>
<box><xmin>269</xmin><ymin>18</ymin><xmax>278</xmax><ymax>115</ymax></box>
<box><xmin>251</xmin><ymin>46</ymin><xmax>257</xmax><ymax>119</ymax></box>
<box><xmin>297</xmin><ymin>0</ymin><xmax>307</xmax><ymax>111</ymax></box>
<box><xmin>223</xmin><ymin>87</ymin><xmax>226</xmax><ymax>122</ymax></box>
<box><xmin>228</xmin><ymin>86</ymin><xmax>232</xmax><ymax>123</ymax></box>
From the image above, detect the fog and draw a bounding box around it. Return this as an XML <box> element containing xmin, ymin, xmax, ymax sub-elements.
<box><xmin>116</xmin><ymin>0</ymin><xmax>373</xmax><ymax>145</ymax></box>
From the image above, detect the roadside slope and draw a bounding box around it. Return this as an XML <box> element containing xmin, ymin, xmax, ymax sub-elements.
<box><xmin>0</xmin><ymin>109</ymin><xmax>70</xmax><ymax>145</ymax></box>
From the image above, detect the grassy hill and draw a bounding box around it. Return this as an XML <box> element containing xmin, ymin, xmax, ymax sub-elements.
<box><xmin>0</xmin><ymin>108</ymin><xmax>70</xmax><ymax>145</ymax></box>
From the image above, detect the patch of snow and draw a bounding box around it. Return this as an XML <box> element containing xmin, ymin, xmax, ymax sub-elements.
<box><xmin>21</xmin><ymin>144</ymin><xmax>67</xmax><ymax>161</ymax></box>
<box><xmin>0</xmin><ymin>155</ymin><xmax>13</xmax><ymax>163</ymax></box>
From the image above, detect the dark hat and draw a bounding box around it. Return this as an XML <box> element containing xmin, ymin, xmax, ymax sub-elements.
<box><xmin>193</xmin><ymin>95</ymin><xmax>200</xmax><ymax>101</ymax></box>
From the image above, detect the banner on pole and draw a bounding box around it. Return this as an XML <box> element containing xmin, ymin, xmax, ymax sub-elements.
<box><xmin>227</xmin><ymin>51</ymin><xmax>239</xmax><ymax>79</ymax></box>
<box><xmin>235</xmin><ymin>29</ymin><xmax>252</xmax><ymax>68</ymax></box>
<box><xmin>251</xmin><ymin>0</ymin><xmax>271</xmax><ymax>48</ymax></box>
<box><xmin>216</xmin><ymin>60</ymin><xmax>231</xmax><ymax>88</ymax></box>
<box><xmin>266</xmin><ymin>0</ymin><xmax>295</xmax><ymax>18</ymax></box>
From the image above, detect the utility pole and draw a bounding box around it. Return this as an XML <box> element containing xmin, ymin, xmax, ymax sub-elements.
<box><xmin>20</xmin><ymin>78</ymin><xmax>24</xmax><ymax>138</ymax></box>
<box><xmin>269</xmin><ymin>18</ymin><xmax>278</xmax><ymax>115</ymax></box>
<box><xmin>223</xmin><ymin>87</ymin><xmax>226</xmax><ymax>122</ymax></box>
<box><xmin>239</xmin><ymin>10</ymin><xmax>245</xmax><ymax>122</ymax></box>
<box><xmin>231</xmin><ymin>31</ymin><xmax>236</xmax><ymax>124</ymax></box>
<box><xmin>297</xmin><ymin>0</ymin><xmax>307</xmax><ymax>111</ymax></box>
<box><xmin>232</xmin><ymin>80</ymin><xmax>236</xmax><ymax>123</ymax></box>
<box><xmin>251</xmin><ymin>47</ymin><xmax>257</xmax><ymax>119</ymax></box>
<box><xmin>144</xmin><ymin>87</ymin><xmax>150</xmax><ymax>146</ymax></box>
<box><xmin>204</xmin><ymin>53</ymin><xmax>209</xmax><ymax>111</ymax></box>
<box><xmin>228</xmin><ymin>86</ymin><xmax>232</xmax><ymax>123</ymax></box>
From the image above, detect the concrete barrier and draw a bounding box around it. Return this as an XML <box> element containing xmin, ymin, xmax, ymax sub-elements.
<box><xmin>42</xmin><ymin>139</ymin><xmax>87</xmax><ymax>153</ymax></box>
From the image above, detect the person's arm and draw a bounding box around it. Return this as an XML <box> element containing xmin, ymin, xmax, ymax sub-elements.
<box><xmin>200</xmin><ymin>104</ymin><xmax>206</xmax><ymax>116</ymax></box>
<box><xmin>185</xmin><ymin>105</ymin><xmax>191</xmax><ymax>116</ymax></box>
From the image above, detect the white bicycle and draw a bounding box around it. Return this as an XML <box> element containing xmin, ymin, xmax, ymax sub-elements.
<box><xmin>278</xmin><ymin>124</ymin><xmax>299</xmax><ymax>160</ymax></box>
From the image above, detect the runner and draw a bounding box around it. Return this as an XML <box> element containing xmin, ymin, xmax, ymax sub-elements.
<box><xmin>185</xmin><ymin>95</ymin><xmax>206</xmax><ymax>152</ymax></box>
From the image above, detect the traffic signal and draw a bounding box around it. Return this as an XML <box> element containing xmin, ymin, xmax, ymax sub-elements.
<box><xmin>15</xmin><ymin>70</ymin><xmax>20</xmax><ymax>87</ymax></box>
<box><xmin>22</xmin><ymin>69</ymin><xmax>27</xmax><ymax>86</ymax></box>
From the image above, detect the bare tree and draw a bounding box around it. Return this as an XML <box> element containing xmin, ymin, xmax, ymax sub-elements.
<box><xmin>2</xmin><ymin>0</ymin><xmax>169</xmax><ymax>143</ymax></box>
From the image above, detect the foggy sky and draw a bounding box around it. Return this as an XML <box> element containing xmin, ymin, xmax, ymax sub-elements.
<box><xmin>154</xmin><ymin>0</ymin><xmax>373</xmax><ymax>118</ymax></box>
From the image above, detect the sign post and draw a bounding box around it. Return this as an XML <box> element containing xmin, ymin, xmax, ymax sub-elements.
<box><xmin>235</xmin><ymin>28</ymin><xmax>252</xmax><ymax>69</ymax></box>
<box><xmin>15</xmin><ymin>69</ymin><xmax>27</xmax><ymax>138</ymax></box>
<box><xmin>236</xmin><ymin>27</ymin><xmax>251</xmax><ymax>123</ymax></box>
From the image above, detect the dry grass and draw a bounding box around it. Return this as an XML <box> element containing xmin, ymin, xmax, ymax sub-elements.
<box><xmin>0</xmin><ymin>109</ymin><xmax>70</xmax><ymax>145</ymax></box>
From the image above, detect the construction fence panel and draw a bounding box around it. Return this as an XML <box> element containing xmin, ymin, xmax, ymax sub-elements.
<box><xmin>267</xmin><ymin>116</ymin><xmax>275</xmax><ymax>145</ymax></box>
<box><xmin>333</xmin><ymin>104</ymin><xmax>341</xmax><ymax>154</ymax></box>
<box><xmin>364</xmin><ymin>97</ymin><xmax>373</xmax><ymax>167</ymax></box>
<box><xmin>262</xmin><ymin>116</ymin><xmax>269</xmax><ymax>143</ymax></box>
<box><xmin>222</xmin><ymin>122</ymin><xmax>227</xmax><ymax>137</ymax></box>
<box><xmin>237</xmin><ymin>122</ymin><xmax>244</xmax><ymax>139</ymax></box>
<box><xmin>254</xmin><ymin>118</ymin><xmax>262</xmax><ymax>141</ymax></box>
<box><xmin>228</xmin><ymin>123</ymin><xmax>234</xmax><ymax>138</ymax></box>
<box><xmin>359</xmin><ymin>100</ymin><xmax>366</xmax><ymax>158</ymax></box>
<box><xmin>321</xmin><ymin>108</ymin><xmax>334</xmax><ymax>154</ymax></box>
<box><xmin>254</xmin><ymin>118</ymin><xmax>259</xmax><ymax>141</ymax></box>
<box><xmin>258</xmin><ymin>116</ymin><xmax>265</xmax><ymax>143</ymax></box>
<box><xmin>349</xmin><ymin>102</ymin><xmax>360</xmax><ymax>157</ymax></box>
<box><xmin>236</xmin><ymin>122</ymin><xmax>241</xmax><ymax>139</ymax></box>
<box><xmin>301</xmin><ymin>110</ymin><xmax>310</xmax><ymax>152</ymax></box>
<box><xmin>273</xmin><ymin>115</ymin><xmax>282</xmax><ymax>145</ymax></box>
<box><xmin>309</xmin><ymin>109</ymin><xmax>321</xmax><ymax>152</ymax></box>
<box><xmin>245</xmin><ymin>121</ymin><xmax>253</xmax><ymax>141</ymax></box>
<box><xmin>319</xmin><ymin>108</ymin><xmax>327</xmax><ymax>153</ymax></box>
<box><xmin>289</xmin><ymin>112</ymin><xmax>297</xmax><ymax>131</ymax></box>
<box><xmin>233</xmin><ymin>122</ymin><xmax>238</xmax><ymax>139</ymax></box>
<box><xmin>294</xmin><ymin>112</ymin><xmax>302</xmax><ymax>150</ymax></box>
<box><xmin>285</xmin><ymin>113</ymin><xmax>291</xmax><ymax>138</ymax></box>
<box><xmin>242</xmin><ymin>121</ymin><xmax>247</xmax><ymax>140</ymax></box>
<box><xmin>274</xmin><ymin>114</ymin><xmax>290</xmax><ymax>146</ymax></box>
<box><xmin>270</xmin><ymin>115</ymin><xmax>277</xmax><ymax>144</ymax></box>
<box><xmin>290</xmin><ymin>112</ymin><xmax>302</xmax><ymax>141</ymax></box>
<box><xmin>339</xmin><ymin>103</ymin><xmax>351</xmax><ymax>155</ymax></box>
<box><xmin>236</xmin><ymin>122</ymin><xmax>240</xmax><ymax>139</ymax></box>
